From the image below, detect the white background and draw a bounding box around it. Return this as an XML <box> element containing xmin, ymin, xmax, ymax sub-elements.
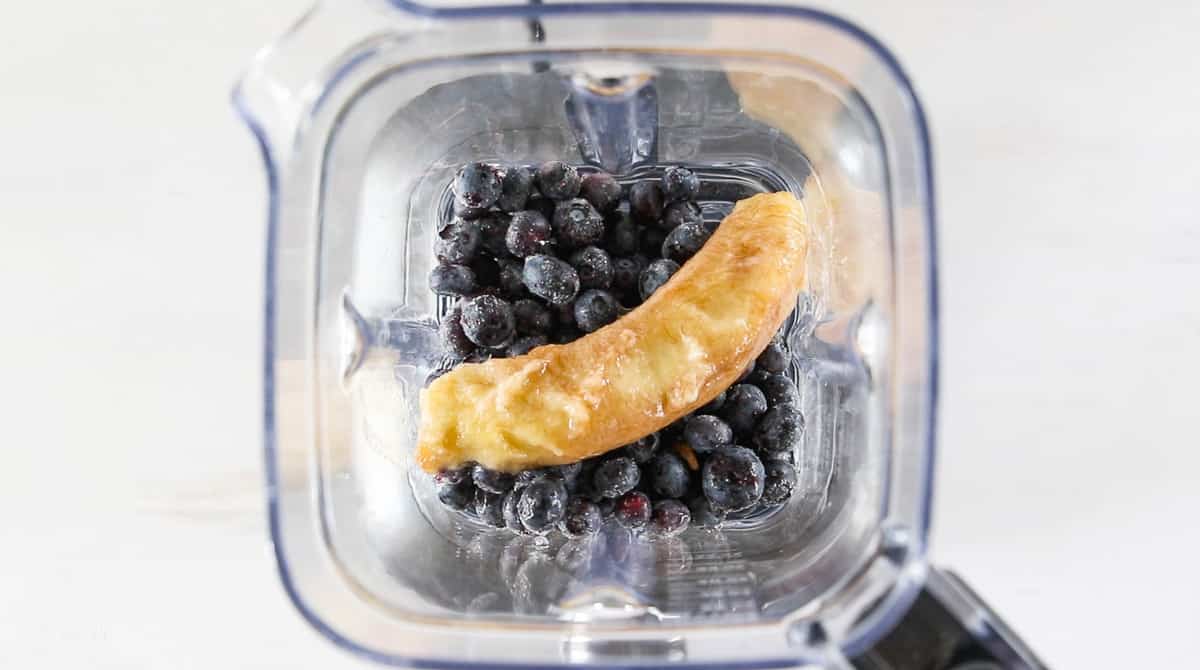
<box><xmin>2</xmin><ymin>1</ymin><xmax>1197</xmax><ymax>668</ymax></box>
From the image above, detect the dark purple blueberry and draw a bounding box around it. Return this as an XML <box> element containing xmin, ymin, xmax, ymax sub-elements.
<box><xmin>553</xmin><ymin>326</ymin><xmax>582</xmax><ymax>344</ymax></box>
<box><xmin>475</xmin><ymin>489</ymin><xmax>506</xmax><ymax>527</ymax></box>
<box><xmin>429</xmin><ymin>263</ymin><xmax>476</xmax><ymax>296</ymax></box>
<box><xmin>624</xmin><ymin>433</ymin><xmax>660</xmax><ymax>464</ymax></box>
<box><xmin>700</xmin><ymin>390</ymin><xmax>726</xmax><ymax>414</ymax></box>
<box><xmin>593</xmin><ymin>456</ymin><xmax>640</xmax><ymax>498</ymax></box>
<box><xmin>683</xmin><ymin>414</ymin><xmax>734</xmax><ymax>454</ymax></box>
<box><xmin>557</xmin><ymin>461</ymin><xmax>584</xmax><ymax>488</ymax></box>
<box><xmin>573</xmin><ymin>289</ymin><xmax>619</xmax><ymax>333</ymax></box>
<box><xmin>503</xmin><ymin>491</ymin><xmax>523</xmax><ymax>532</ymax></box>
<box><xmin>580</xmin><ymin>171</ymin><xmax>621</xmax><ymax>213</ymax></box>
<box><xmin>661</xmin><ymin>222</ymin><xmax>711</xmax><ymax>263</ymax></box>
<box><xmin>595</xmin><ymin>496</ymin><xmax>616</xmax><ymax>519</ymax></box>
<box><xmin>470</xmin><ymin>255</ymin><xmax>501</xmax><ymax>288</ymax></box>
<box><xmin>436</xmin><ymin>476</ymin><xmax>475</xmax><ymax>511</ymax></box>
<box><xmin>686</xmin><ymin>495</ymin><xmax>725</xmax><ymax>528</ymax></box>
<box><xmin>453</xmin><ymin>162</ymin><xmax>502</xmax><ymax>210</ymax></box>
<box><xmin>745</xmin><ymin>367</ymin><xmax>774</xmax><ymax>387</ymax></box>
<box><xmin>453</xmin><ymin>201</ymin><xmax>488</xmax><ymax>221</ymax></box>
<box><xmin>611</xmin><ymin>256</ymin><xmax>642</xmax><ymax>296</ymax></box>
<box><xmin>517</xmin><ymin>479</ymin><xmax>568</xmax><ymax>533</ymax></box>
<box><xmin>761</xmin><ymin>460</ymin><xmax>797</xmax><ymax>506</ymax></box>
<box><xmin>629</xmin><ymin>181</ymin><xmax>664</xmax><ymax>223</ymax></box>
<box><xmin>460</xmin><ymin>294</ymin><xmax>515</xmax><ymax>348</ymax></box>
<box><xmin>526</xmin><ymin>195</ymin><xmax>557</xmax><ymax>223</ymax></box>
<box><xmin>605</xmin><ymin>212</ymin><xmax>640</xmax><ymax>256</ymax></box>
<box><xmin>661</xmin><ymin>166</ymin><xmax>700</xmax><ymax>202</ymax></box>
<box><xmin>507</xmin><ymin>334</ymin><xmax>548</xmax><ymax>357</ymax></box>
<box><xmin>638</xmin><ymin>258</ymin><xmax>680</xmax><ymax>301</ymax></box>
<box><xmin>753</xmin><ymin>404</ymin><xmax>805</xmax><ymax>453</ymax></box>
<box><xmin>505</xmin><ymin>210</ymin><xmax>553</xmax><ymax>258</ymax></box>
<box><xmin>439</xmin><ymin>302</ymin><xmax>474</xmax><ymax>360</ymax></box>
<box><xmin>535</xmin><ymin>161</ymin><xmax>581</xmax><ymax>200</ymax></box>
<box><xmin>553</xmin><ymin>198</ymin><xmax>605</xmax><ymax>249</ymax></box>
<box><xmin>650</xmin><ymin>451</ymin><xmax>690</xmax><ymax>499</ymax></box>
<box><xmin>472</xmin><ymin>464</ymin><xmax>515</xmax><ymax>494</ymax></box>
<box><xmin>522</xmin><ymin>255</ymin><xmax>580</xmax><ymax>306</ymax></box>
<box><xmin>514</xmin><ymin>467</ymin><xmax>561</xmax><ymax>490</ymax></box>
<box><xmin>651</xmin><ymin>499</ymin><xmax>691</xmax><ymax>537</ymax></box>
<box><xmin>569</xmin><ymin>246</ymin><xmax>613</xmax><ymax>290</ymax></box>
<box><xmin>498</xmin><ymin>165</ymin><xmax>534</xmax><ymax>212</ymax></box>
<box><xmin>435</xmin><ymin>221</ymin><xmax>482</xmax><ymax>264</ymax></box>
<box><xmin>497</xmin><ymin>258</ymin><xmax>526</xmax><ymax>298</ymax></box>
<box><xmin>513</xmin><ymin>298</ymin><xmax>554</xmax><ymax>335</ymax></box>
<box><xmin>640</xmin><ymin>226</ymin><xmax>667</xmax><ymax>256</ymax></box>
<box><xmin>759</xmin><ymin>374</ymin><xmax>801</xmax><ymax>407</ymax></box>
<box><xmin>720</xmin><ymin>384</ymin><xmax>769</xmax><ymax>435</ymax></box>
<box><xmin>614</xmin><ymin>491</ymin><xmax>652</xmax><ymax>530</ymax></box>
<box><xmin>756</xmin><ymin>343</ymin><xmax>788</xmax><ymax>374</ymax></box>
<box><xmin>559</xmin><ymin>497</ymin><xmax>604</xmax><ymax>537</ymax></box>
<box><xmin>435</xmin><ymin>465</ymin><xmax>470</xmax><ymax>487</ymax></box>
<box><xmin>702</xmin><ymin>446</ymin><xmax>765</xmax><ymax>512</ymax></box>
<box><xmin>475</xmin><ymin>215</ymin><xmax>511</xmax><ymax>258</ymax></box>
<box><xmin>659</xmin><ymin>200</ymin><xmax>702</xmax><ymax>231</ymax></box>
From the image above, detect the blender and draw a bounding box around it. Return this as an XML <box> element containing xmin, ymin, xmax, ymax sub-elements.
<box><xmin>234</xmin><ymin>1</ymin><xmax>1046</xmax><ymax>667</ymax></box>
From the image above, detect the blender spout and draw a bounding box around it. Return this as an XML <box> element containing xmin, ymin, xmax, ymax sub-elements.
<box><xmin>563</xmin><ymin>73</ymin><xmax>658</xmax><ymax>174</ymax></box>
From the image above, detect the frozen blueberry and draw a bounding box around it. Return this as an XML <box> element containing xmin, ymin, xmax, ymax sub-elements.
<box><xmin>523</xmin><ymin>255</ymin><xmax>580</xmax><ymax>306</ymax></box>
<box><xmin>614</xmin><ymin>491</ymin><xmax>652</xmax><ymax>530</ymax></box>
<box><xmin>472</xmin><ymin>464</ymin><xmax>515</xmax><ymax>494</ymax></box>
<box><xmin>470</xmin><ymin>255</ymin><xmax>501</xmax><ymax>288</ymax></box>
<box><xmin>573</xmin><ymin>289</ymin><xmax>619</xmax><ymax>333</ymax></box>
<box><xmin>453</xmin><ymin>200</ymin><xmax>488</xmax><ymax>221</ymax></box>
<box><xmin>605</xmin><ymin>213</ymin><xmax>640</xmax><ymax>256</ymax></box>
<box><xmin>650</xmin><ymin>451</ymin><xmax>690</xmax><ymax>499</ymax></box>
<box><xmin>553</xmin><ymin>198</ymin><xmax>605</xmax><ymax>249</ymax></box>
<box><xmin>435</xmin><ymin>221</ymin><xmax>482</xmax><ymax>264</ymax></box>
<box><xmin>514</xmin><ymin>467</ymin><xmax>561</xmax><ymax>490</ymax></box>
<box><xmin>475</xmin><ymin>215</ymin><xmax>511</xmax><ymax>258</ymax></box>
<box><xmin>559</xmin><ymin>497</ymin><xmax>604</xmax><ymax>537</ymax></box>
<box><xmin>429</xmin><ymin>263</ymin><xmax>477</xmax><ymax>297</ymax></box>
<box><xmin>758</xmin><ymin>374</ymin><xmax>801</xmax><ymax>407</ymax></box>
<box><xmin>460</xmin><ymin>294</ymin><xmax>515</xmax><ymax>348</ymax></box>
<box><xmin>454</xmin><ymin>162</ymin><xmax>502</xmax><ymax>210</ymax></box>
<box><xmin>436</xmin><ymin>475</ymin><xmax>475</xmax><ymax>511</ymax></box>
<box><xmin>497</xmin><ymin>258</ymin><xmax>526</xmax><ymax>298</ymax></box>
<box><xmin>686</xmin><ymin>495</ymin><xmax>726</xmax><ymax>528</ymax></box>
<box><xmin>439</xmin><ymin>302</ymin><xmax>475</xmax><ymax>359</ymax></box>
<box><xmin>625</xmin><ymin>433</ymin><xmax>660</xmax><ymax>464</ymax></box>
<box><xmin>661</xmin><ymin>222</ymin><xmax>711</xmax><ymax>263</ymax></box>
<box><xmin>557</xmin><ymin>461</ymin><xmax>584</xmax><ymax>489</ymax></box>
<box><xmin>505</xmin><ymin>210</ymin><xmax>553</xmax><ymax>258</ymax></box>
<box><xmin>569</xmin><ymin>246</ymin><xmax>614</xmax><ymax>290</ymax></box>
<box><xmin>638</xmin><ymin>258</ymin><xmax>680</xmax><ymax>301</ymax></box>
<box><xmin>702</xmin><ymin>446</ymin><xmax>765</xmax><ymax>512</ymax></box>
<box><xmin>498</xmin><ymin>166</ymin><xmax>534</xmax><ymax>212</ymax></box>
<box><xmin>756</xmin><ymin>343</ymin><xmax>788</xmax><ymax>374</ymax></box>
<box><xmin>512</xmin><ymin>298</ymin><xmax>553</xmax><ymax>335</ymax></box>
<box><xmin>611</xmin><ymin>256</ymin><xmax>642</xmax><ymax>296</ymax></box>
<box><xmin>507</xmin><ymin>335</ymin><xmax>548</xmax><ymax>357</ymax></box>
<box><xmin>700</xmin><ymin>390</ymin><xmax>726</xmax><ymax>414</ymax></box>
<box><xmin>435</xmin><ymin>465</ymin><xmax>471</xmax><ymax>487</ymax></box>
<box><xmin>651</xmin><ymin>499</ymin><xmax>691</xmax><ymax>537</ymax></box>
<box><xmin>580</xmin><ymin>171</ymin><xmax>621</xmax><ymax>213</ymax></box>
<box><xmin>640</xmin><ymin>226</ymin><xmax>667</xmax><ymax>257</ymax></box>
<box><xmin>683</xmin><ymin>414</ymin><xmax>734</xmax><ymax>454</ymax></box>
<box><xmin>475</xmin><ymin>490</ymin><xmax>506</xmax><ymax>527</ymax></box>
<box><xmin>761</xmin><ymin>460</ymin><xmax>797</xmax><ymax>506</ymax></box>
<box><xmin>517</xmin><ymin>479</ymin><xmax>568</xmax><ymax>533</ymax></box>
<box><xmin>661</xmin><ymin>166</ymin><xmax>700</xmax><ymax>202</ymax></box>
<box><xmin>753</xmin><ymin>404</ymin><xmax>805</xmax><ymax>453</ymax></box>
<box><xmin>720</xmin><ymin>384</ymin><xmax>769</xmax><ymax>435</ymax></box>
<box><xmin>593</xmin><ymin>456</ymin><xmax>640</xmax><ymax>498</ymax></box>
<box><xmin>553</xmin><ymin>326</ymin><xmax>582</xmax><ymax>344</ymax></box>
<box><xmin>660</xmin><ymin>200</ymin><xmax>702</xmax><ymax>231</ymax></box>
<box><xmin>629</xmin><ymin>181</ymin><xmax>664</xmax><ymax>223</ymax></box>
<box><xmin>502</xmin><ymin>491</ymin><xmax>523</xmax><ymax>532</ymax></box>
<box><xmin>535</xmin><ymin>161</ymin><xmax>581</xmax><ymax>200</ymax></box>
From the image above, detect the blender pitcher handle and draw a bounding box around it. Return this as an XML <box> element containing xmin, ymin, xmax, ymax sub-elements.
<box><xmin>852</xmin><ymin>567</ymin><xmax>1049</xmax><ymax>670</ymax></box>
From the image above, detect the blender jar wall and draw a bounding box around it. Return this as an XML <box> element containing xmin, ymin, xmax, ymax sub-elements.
<box><xmin>236</xmin><ymin>2</ymin><xmax>936</xmax><ymax>667</ymax></box>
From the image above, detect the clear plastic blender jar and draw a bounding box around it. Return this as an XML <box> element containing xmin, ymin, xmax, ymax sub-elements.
<box><xmin>234</xmin><ymin>1</ymin><xmax>1043</xmax><ymax>668</ymax></box>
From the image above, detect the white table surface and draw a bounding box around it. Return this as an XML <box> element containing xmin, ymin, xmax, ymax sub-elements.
<box><xmin>2</xmin><ymin>1</ymin><xmax>1197</xmax><ymax>668</ymax></box>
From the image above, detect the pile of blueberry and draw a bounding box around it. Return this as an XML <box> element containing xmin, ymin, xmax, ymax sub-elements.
<box><xmin>429</xmin><ymin>161</ymin><xmax>804</xmax><ymax>538</ymax></box>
